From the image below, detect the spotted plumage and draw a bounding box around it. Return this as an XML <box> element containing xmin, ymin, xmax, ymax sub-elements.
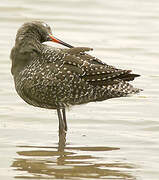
<box><xmin>10</xmin><ymin>21</ymin><xmax>141</xmax><ymax>133</ymax></box>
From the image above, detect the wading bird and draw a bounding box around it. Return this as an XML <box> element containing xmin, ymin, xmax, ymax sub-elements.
<box><xmin>10</xmin><ymin>21</ymin><xmax>141</xmax><ymax>134</ymax></box>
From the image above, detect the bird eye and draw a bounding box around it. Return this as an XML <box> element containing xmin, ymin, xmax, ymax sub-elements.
<box><xmin>42</xmin><ymin>22</ymin><xmax>48</xmax><ymax>27</ymax></box>
<box><xmin>42</xmin><ymin>22</ymin><xmax>49</xmax><ymax>29</ymax></box>
<box><xmin>42</xmin><ymin>22</ymin><xmax>51</xmax><ymax>32</ymax></box>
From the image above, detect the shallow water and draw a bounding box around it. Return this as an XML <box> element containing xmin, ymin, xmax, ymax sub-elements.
<box><xmin>0</xmin><ymin>0</ymin><xmax>159</xmax><ymax>179</ymax></box>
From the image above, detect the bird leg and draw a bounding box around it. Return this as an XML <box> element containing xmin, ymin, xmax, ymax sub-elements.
<box><xmin>62</xmin><ymin>108</ymin><xmax>67</xmax><ymax>131</ymax></box>
<box><xmin>57</xmin><ymin>108</ymin><xmax>67</xmax><ymax>133</ymax></box>
<box><xmin>57</xmin><ymin>108</ymin><xmax>67</xmax><ymax>152</ymax></box>
<box><xmin>58</xmin><ymin>129</ymin><xmax>66</xmax><ymax>152</ymax></box>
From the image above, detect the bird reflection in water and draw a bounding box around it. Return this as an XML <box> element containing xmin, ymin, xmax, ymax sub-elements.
<box><xmin>11</xmin><ymin>133</ymin><xmax>136</xmax><ymax>179</ymax></box>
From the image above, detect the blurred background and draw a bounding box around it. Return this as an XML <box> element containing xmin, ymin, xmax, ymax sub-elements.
<box><xmin>0</xmin><ymin>0</ymin><xmax>159</xmax><ymax>179</ymax></box>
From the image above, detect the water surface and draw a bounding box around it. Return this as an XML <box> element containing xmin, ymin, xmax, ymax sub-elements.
<box><xmin>0</xmin><ymin>0</ymin><xmax>159</xmax><ymax>179</ymax></box>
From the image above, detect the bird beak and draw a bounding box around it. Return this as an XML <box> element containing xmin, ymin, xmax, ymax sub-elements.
<box><xmin>48</xmin><ymin>34</ymin><xmax>73</xmax><ymax>48</ymax></box>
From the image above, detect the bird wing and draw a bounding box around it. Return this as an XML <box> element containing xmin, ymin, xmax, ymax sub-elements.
<box><xmin>20</xmin><ymin>46</ymin><xmax>140</xmax><ymax>107</ymax></box>
<box><xmin>61</xmin><ymin>47</ymin><xmax>140</xmax><ymax>86</ymax></box>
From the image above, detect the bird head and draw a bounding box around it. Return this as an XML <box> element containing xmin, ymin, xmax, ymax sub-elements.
<box><xmin>16</xmin><ymin>21</ymin><xmax>73</xmax><ymax>48</ymax></box>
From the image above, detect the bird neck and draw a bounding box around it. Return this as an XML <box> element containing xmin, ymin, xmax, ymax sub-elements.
<box><xmin>16</xmin><ymin>32</ymin><xmax>42</xmax><ymax>50</ymax></box>
<box><xmin>11</xmin><ymin>34</ymin><xmax>42</xmax><ymax>77</ymax></box>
